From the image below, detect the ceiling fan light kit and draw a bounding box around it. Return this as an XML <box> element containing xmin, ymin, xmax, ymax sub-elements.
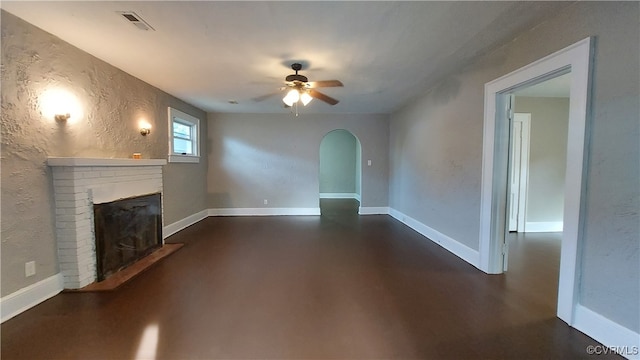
<box><xmin>282</xmin><ymin>89</ymin><xmax>313</xmax><ymax>107</ymax></box>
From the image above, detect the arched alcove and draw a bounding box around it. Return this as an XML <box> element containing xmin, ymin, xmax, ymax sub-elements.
<box><xmin>319</xmin><ymin>129</ymin><xmax>362</xmax><ymax>214</ymax></box>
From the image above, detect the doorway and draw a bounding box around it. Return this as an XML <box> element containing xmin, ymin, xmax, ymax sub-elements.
<box><xmin>479</xmin><ymin>37</ymin><xmax>593</xmax><ymax>325</ymax></box>
<box><xmin>503</xmin><ymin>77</ymin><xmax>571</xmax><ymax>312</ymax></box>
<box><xmin>318</xmin><ymin>129</ymin><xmax>362</xmax><ymax>216</ymax></box>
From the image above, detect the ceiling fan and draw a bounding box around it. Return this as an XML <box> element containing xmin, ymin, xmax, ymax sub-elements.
<box><xmin>253</xmin><ymin>63</ymin><xmax>343</xmax><ymax>107</ymax></box>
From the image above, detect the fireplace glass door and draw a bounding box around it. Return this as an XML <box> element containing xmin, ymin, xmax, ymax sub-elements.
<box><xmin>93</xmin><ymin>193</ymin><xmax>162</xmax><ymax>281</ymax></box>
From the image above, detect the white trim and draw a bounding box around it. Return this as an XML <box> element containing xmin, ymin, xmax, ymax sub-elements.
<box><xmin>167</xmin><ymin>154</ymin><xmax>199</xmax><ymax>163</ymax></box>
<box><xmin>389</xmin><ymin>208</ymin><xmax>480</xmax><ymax>268</ymax></box>
<box><xmin>574</xmin><ymin>304</ymin><xmax>640</xmax><ymax>360</ymax></box>
<box><xmin>525</xmin><ymin>221</ymin><xmax>564</xmax><ymax>233</ymax></box>
<box><xmin>163</xmin><ymin>209</ymin><xmax>209</xmax><ymax>239</ymax></box>
<box><xmin>479</xmin><ymin>37</ymin><xmax>593</xmax><ymax>324</ymax></box>
<box><xmin>1</xmin><ymin>273</ymin><xmax>64</xmax><ymax>323</ymax></box>
<box><xmin>168</xmin><ymin>107</ymin><xmax>201</xmax><ymax>163</ymax></box>
<box><xmin>358</xmin><ymin>207</ymin><xmax>390</xmax><ymax>215</ymax></box>
<box><xmin>209</xmin><ymin>208</ymin><xmax>321</xmax><ymax>216</ymax></box>
<box><xmin>518</xmin><ymin>114</ymin><xmax>531</xmax><ymax>233</ymax></box>
<box><xmin>510</xmin><ymin>113</ymin><xmax>531</xmax><ymax>233</ymax></box>
<box><xmin>319</xmin><ymin>193</ymin><xmax>360</xmax><ymax>201</ymax></box>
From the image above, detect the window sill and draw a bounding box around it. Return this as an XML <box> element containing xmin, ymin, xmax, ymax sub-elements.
<box><xmin>168</xmin><ymin>154</ymin><xmax>200</xmax><ymax>163</ymax></box>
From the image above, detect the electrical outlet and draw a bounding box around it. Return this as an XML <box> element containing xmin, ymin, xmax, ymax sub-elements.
<box><xmin>25</xmin><ymin>261</ymin><xmax>36</xmax><ymax>277</ymax></box>
<box><xmin>367</xmin><ymin>160</ymin><xmax>372</xmax><ymax>166</ymax></box>
<box><xmin>264</xmin><ymin>199</ymin><xmax>268</xmax><ymax>205</ymax></box>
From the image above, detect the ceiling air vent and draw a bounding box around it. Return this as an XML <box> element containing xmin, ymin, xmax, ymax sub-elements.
<box><xmin>117</xmin><ymin>11</ymin><xmax>155</xmax><ymax>31</ymax></box>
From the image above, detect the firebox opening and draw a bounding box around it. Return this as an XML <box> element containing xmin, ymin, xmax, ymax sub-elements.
<box><xmin>93</xmin><ymin>193</ymin><xmax>162</xmax><ymax>282</ymax></box>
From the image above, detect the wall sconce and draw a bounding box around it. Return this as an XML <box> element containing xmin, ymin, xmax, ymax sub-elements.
<box><xmin>139</xmin><ymin>121</ymin><xmax>152</xmax><ymax>136</ymax></box>
<box><xmin>39</xmin><ymin>88</ymin><xmax>83</xmax><ymax>123</ymax></box>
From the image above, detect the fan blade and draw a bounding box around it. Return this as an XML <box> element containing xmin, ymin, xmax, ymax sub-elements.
<box><xmin>309</xmin><ymin>89</ymin><xmax>339</xmax><ymax>105</ymax></box>
<box><xmin>307</xmin><ymin>80</ymin><xmax>343</xmax><ymax>88</ymax></box>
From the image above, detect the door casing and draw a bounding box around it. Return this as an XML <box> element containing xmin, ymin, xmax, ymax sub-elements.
<box><xmin>508</xmin><ymin>112</ymin><xmax>531</xmax><ymax>233</ymax></box>
<box><xmin>479</xmin><ymin>37</ymin><xmax>593</xmax><ymax>325</ymax></box>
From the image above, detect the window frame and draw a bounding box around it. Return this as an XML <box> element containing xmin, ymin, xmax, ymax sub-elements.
<box><xmin>168</xmin><ymin>107</ymin><xmax>200</xmax><ymax>163</ymax></box>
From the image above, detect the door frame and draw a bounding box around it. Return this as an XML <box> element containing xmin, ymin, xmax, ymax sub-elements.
<box><xmin>478</xmin><ymin>37</ymin><xmax>593</xmax><ymax>325</ymax></box>
<box><xmin>508</xmin><ymin>113</ymin><xmax>531</xmax><ymax>233</ymax></box>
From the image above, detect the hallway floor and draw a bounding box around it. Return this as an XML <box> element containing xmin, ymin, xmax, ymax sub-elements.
<box><xmin>1</xmin><ymin>212</ymin><xmax>615</xmax><ymax>359</ymax></box>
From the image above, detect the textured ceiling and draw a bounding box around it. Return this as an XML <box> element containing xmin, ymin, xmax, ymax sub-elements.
<box><xmin>1</xmin><ymin>1</ymin><xmax>571</xmax><ymax>114</ymax></box>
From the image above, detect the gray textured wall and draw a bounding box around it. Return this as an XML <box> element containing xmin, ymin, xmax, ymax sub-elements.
<box><xmin>0</xmin><ymin>11</ymin><xmax>208</xmax><ymax>296</ymax></box>
<box><xmin>319</xmin><ymin>130</ymin><xmax>358</xmax><ymax>195</ymax></box>
<box><xmin>514</xmin><ymin>97</ymin><xmax>569</xmax><ymax>224</ymax></box>
<box><xmin>389</xmin><ymin>2</ymin><xmax>639</xmax><ymax>331</ymax></box>
<box><xmin>207</xmin><ymin>113</ymin><xmax>388</xmax><ymax>209</ymax></box>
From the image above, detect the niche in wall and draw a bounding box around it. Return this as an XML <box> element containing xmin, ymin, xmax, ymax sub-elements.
<box><xmin>319</xmin><ymin>129</ymin><xmax>362</xmax><ymax>202</ymax></box>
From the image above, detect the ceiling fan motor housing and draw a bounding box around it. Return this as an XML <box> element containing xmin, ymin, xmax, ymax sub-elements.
<box><xmin>286</xmin><ymin>63</ymin><xmax>308</xmax><ymax>83</ymax></box>
<box><xmin>285</xmin><ymin>74</ymin><xmax>308</xmax><ymax>83</ymax></box>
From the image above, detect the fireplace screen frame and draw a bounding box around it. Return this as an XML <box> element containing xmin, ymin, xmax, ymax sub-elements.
<box><xmin>93</xmin><ymin>193</ymin><xmax>162</xmax><ymax>281</ymax></box>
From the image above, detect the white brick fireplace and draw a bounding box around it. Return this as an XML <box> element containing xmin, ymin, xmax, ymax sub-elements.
<box><xmin>47</xmin><ymin>157</ymin><xmax>167</xmax><ymax>289</ymax></box>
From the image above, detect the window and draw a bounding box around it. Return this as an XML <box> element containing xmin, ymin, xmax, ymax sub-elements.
<box><xmin>168</xmin><ymin>107</ymin><xmax>200</xmax><ymax>163</ymax></box>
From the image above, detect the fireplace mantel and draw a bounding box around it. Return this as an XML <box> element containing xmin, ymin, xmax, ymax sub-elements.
<box><xmin>47</xmin><ymin>157</ymin><xmax>167</xmax><ymax>167</ymax></box>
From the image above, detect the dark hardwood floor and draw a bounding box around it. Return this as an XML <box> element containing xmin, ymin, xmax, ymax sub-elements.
<box><xmin>1</xmin><ymin>204</ymin><xmax>615</xmax><ymax>359</ymax></box>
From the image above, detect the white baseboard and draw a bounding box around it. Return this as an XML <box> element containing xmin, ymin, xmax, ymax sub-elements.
<box><xmin>209</xmin><ymin>207</ymin><xmax>321</xmax><ymax>216</ymax></box>
<box><xmin>163</xmin><ymin>209</ymin><xmax>209</xmax><ymax>239</ymax></box>
<box><xmin>1</xmin><ymin>273</ymin><xmax>64</xmax><ymax>323</ymax></box>
<box><xmin>359</xmin><ymin>207</ymin><xmax>390</xmax><ymax>215</ymax></box>
<box><xmin>389</xmin><ymin>208</ymin><xmax>480</xmax><ymax>268</ymax></box>
<box><xmin>574</xmin><ymin>304</ymin><xmax>640</xmax><ymax>360</ymax></box>
<box><xmin>319</xmin><ymin>193</ymin><xmax>361</xmax><ymax>201</ymax></box>
<box><xmin>525</xmin><ymin>221</ymin><xmax>563</xmax><ymax>232</ymax></box>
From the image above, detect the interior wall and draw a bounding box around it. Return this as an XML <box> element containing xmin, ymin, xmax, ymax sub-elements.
<box><xmin>0</xmin><ymin>11</ymin><xmax>208</xmax><ymax>297</ymax></box>
<box><xmin>389</xmin><ymin>1</ymin><xmax>638</xmax><ymax>331</ymax></box>
<box><xmin>206</xmin><ymin>113</ymin><xmax>388</xmax><ymax>209</ymax></box>
<box><xmin>514</xmin><ymin>97</ymin><xmax>569</xmax><ymax>224</ymax></box>
<box><xmin>319</xmin><ymin>130</ymin><xmax>357</xmax><ymax>195</ymax></box>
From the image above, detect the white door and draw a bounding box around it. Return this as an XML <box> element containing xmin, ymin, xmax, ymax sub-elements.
<box><xmin>508</xmin><ymin>113</ymin><xmax>531</xmax><ymax>232</ymax></box>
